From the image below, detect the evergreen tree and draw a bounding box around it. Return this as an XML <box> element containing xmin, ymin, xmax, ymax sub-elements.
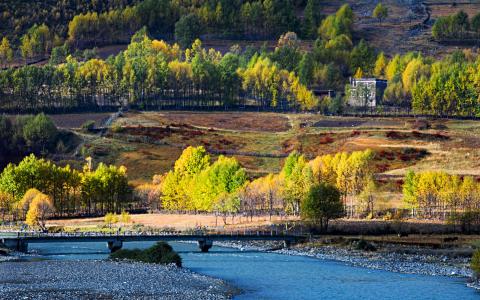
<box><xmin>175</xmin><ymin>14</ymin><xmax>202</xmax><ymax>49</ymax></box>
<box><xmin>373</xmin><ymin>3</ymin><xmax>388</xmax><ymax>23</ymax></box>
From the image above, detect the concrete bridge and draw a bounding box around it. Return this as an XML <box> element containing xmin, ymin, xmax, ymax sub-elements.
<box><xmin>1</xmin><ymin>231</ymin><xmax>306</xmax><ymax>253</ymax></box>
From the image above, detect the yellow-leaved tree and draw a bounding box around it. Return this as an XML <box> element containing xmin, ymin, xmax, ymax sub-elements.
<box><xmin>374</xmin><ymin>52</ymin><xmax>387</xmax><ymax>78</ymax></box>
<box><xmin>26</xmin><ymin>193</ymin><xmax>54</xmax><ymax>230</ymax></box>
<box><xmin>19</xmin><ymin>188</ymin><xmax>41</xmax><ymax>219</ymax></box>
<box><xmin>104</xmin><ymin>212</ymin><xmax>119</xmax><ymax>228</ymax></box>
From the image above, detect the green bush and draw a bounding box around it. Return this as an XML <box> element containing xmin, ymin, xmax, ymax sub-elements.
<box><xmin>110</xmin><ymin>249</ymin><xmax>143</xmax><ymax>260</ymax></box>
<box><xmin>471</xmin><ymin>249</ymin><xmax>480</xmax><ymax>277</ymax></box>
<box><xmin>110</xmin><ymin>242</ymin><xmax>182</xmax><ymax>267</ymax></box>
<box><xmin>354</xmin><ymin>239</ymin><xmax>377</xmax><ymax>251</ymax></box>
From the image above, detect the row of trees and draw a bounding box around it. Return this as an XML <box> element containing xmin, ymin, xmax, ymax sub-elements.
<box><xmin>3</xmin><ymin>0</ymin><xmax>323</xmax><ymax>56</ymax></box>
<box><xmin>160</xmin><ymin>146</ymin><xmax>247</xmax><ymax>222</ymax></box>
<box><xmin>403</xmin><ymin>170</ymin><xmax>480</xmax><ymax>224</ymax></box>
<box><xmin>1</xmin><ymin>0</ymin><xmax>321</xmax><ymax>66</ymax></box>
<box><xmin>0</xmin><ymin>5</ymin><xmax>376</xmax><ymax>115</ymax></box>
<box><xmin>0</xmin><ymin>0</ymin><xmax>140</xmax><ymax>44</ymax></box>
<box><xmin>411</xmin><ymin>52</ymin><xmax>480</xmax><ymax>117</ymax></box>
<box><xmin>369</xmin><ymin>49</ymin><xmax>480</xmax><ymax>117</ymax></box>
<box><xmin>0</xmin><ymin>24</ymin><xmax>61</xmax><ymax>66</ymax></box>
<box><xmin>0</xmin><ymin>31</ymin><xmax>317</xmax><ymax>112</ymax></box>
<box><xmin>68</xmin><ymin>7</ymin><xmax>140</xmax><ymax>48</ymax></box>
<box><xmin>66</xmin><ymin>0</ymin><xmax>320</xmax><ymax>47</ymax></box>
<box><xmin>139</xmin><ymin>147</ymin><xmax>375</xmax><ymax>226</ymax></box>
<box><xmin>432</xmin><ymin>10</ymin><xmax>480</xmax><ymax>41</ymax></box>
<box><xmin>0</xmin><ymin>155</ymin><xmax>131</xmax><ymax>221</ymax></box>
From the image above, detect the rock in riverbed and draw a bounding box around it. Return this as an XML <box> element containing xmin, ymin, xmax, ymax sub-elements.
<box><xmin>0</xmin><ymin>260</ymin><xmax>235</xmax><ymax>299</ymax></box>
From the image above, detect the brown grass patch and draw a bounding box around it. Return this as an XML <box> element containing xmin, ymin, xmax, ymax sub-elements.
<box><xmin>47</xmin><ymin>113</ymin><xmax>111</xmax><ymax>129</ymax></box>
<box><xmin>47</xmin><ymin>213</ymin><xmax>299</xmax><ymax>230</ymax></box>
<box><xmin>119</xmin><ymin>111</ymin><xmax>291</xmax><ymax>132</ymax></box>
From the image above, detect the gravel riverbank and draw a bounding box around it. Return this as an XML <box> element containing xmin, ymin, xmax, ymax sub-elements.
<box><xmin>0</xmin><ymin>260</ymin><xmax>236</xmax><ymax>299</ymax></box>
<box><xmin>216</xmin><ymin>240</ymin><xmax>474</xmax><ymax>278</ymax></box>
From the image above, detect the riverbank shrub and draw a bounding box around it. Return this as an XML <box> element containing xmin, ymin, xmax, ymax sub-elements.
<box><xmin>471</xmin><ymin>249</ymin><xmax>480</xmax><ymax>278</ymax></box>
<box><xmin>110</xmin><ymin>242</ymin><xmax>182</xmax><ymax>267</ymax></box>
<box><xmin>353</xmin><ymin>239</ymin><xmax>377</xmax><ymax>251</ymax></box>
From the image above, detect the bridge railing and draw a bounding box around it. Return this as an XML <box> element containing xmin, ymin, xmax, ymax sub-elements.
<box><xmin>12</xmin><ymin>228</ymin><xmax>304</xmax><ymax>239</ymax></box>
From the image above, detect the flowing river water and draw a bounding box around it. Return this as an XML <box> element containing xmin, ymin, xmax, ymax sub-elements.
<box><xmin>21</xmin><ymin>241</ymin><xmax>480</xmax><ymax>299</ymax></box>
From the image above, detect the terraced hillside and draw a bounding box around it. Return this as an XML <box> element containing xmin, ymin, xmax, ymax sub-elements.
<box><xmin>69</xmin><ymin>112</ymin><xmax>480</xmax><ymax>189</ymax></box>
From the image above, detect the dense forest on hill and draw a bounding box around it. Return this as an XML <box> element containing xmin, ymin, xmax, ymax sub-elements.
<box><xmin>0</xmin><ymin>0</ymin><xmax>310</xmax><ymax>48</ymax></box>
<box><xmin>0</xmin><ymin>0</ymin><xmax>141</xmax><ymax>44</ymax></box>
<box><xmin>0</xmin><ymin>1</ymin><xmax>480</xmax><ymax>116</ymax></box>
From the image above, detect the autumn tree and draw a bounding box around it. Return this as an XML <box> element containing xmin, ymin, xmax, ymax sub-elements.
<box><xmin>402</xmin><ymin>170</ymin><xmax>418</xmax><ymax>216</ymax></box>
<box><xmin>358</xmin><ymin>177</ymin><xmax>376</xmax><ymax>217</ymax></box>
<box><xmin>0</xmin><ymin>37</ymin><xmax>13</xmax><ymax>68</ymax></box>
<box><xmin>104</xmin><ymin>212</ymin><xmax>119</xmax><ymax>228</ymax></box>
<box><xmin>161</xmin><ymin>146</ymin><xmax>210</xmax><ymax>210</ymax></box>
<box><xmin>19</xmin><ymin>188</ymin><xmax>42</xmax><ymax>219</ymax></box>
<box><xmin>282</xmin><ymin>152</ymin><xmax>315</xmax><ymax>215</ymax></box>
<box><xmin>26</xmin><ymin>192</ymin><xmax>54</xmax><ymax>230</ymax></box>
<box><xmin>318</xmin><ymin>4</ymin><xmax>354</xmax><ymax>40</ymax></box>
<box><xmin>374</xmin><ymin>52</ymin><xmax>387</xmax><ymax>78</ymax></box>
<box><xmin>0</xmin><ymin>192</ymin><xmax>13</xmax><ymax>222</ymax></box>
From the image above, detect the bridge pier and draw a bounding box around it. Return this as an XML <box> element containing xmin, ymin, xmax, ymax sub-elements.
<box><xmin>1</xmin><ymin>239</ymin><xmax>28</xmax><ymax>252</ymax></box>
<box><xmin>198</xmin><ymin>239</ymin><xmax>213</xmax><ymax>252</ymax></box>
<box><xmin>107</xmin><ymin>240</ymin><xmax>123</xmax><ymax>253</ymax></box>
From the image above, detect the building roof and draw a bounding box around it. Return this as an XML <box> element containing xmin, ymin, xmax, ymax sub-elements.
<box><xmin>352</xmin><ymin>78</ymin><xmax>387</xmax><ymax>83</ymax></box>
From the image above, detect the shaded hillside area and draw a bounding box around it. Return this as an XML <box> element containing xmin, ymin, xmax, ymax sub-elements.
<box><xmin>320</xmin><ymin>0</ymin><xmax>480</xmax><ymax>57</ymax></box>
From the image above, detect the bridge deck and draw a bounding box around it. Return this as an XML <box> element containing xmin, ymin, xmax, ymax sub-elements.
<box><xmin>2</xmin><ymin>232</ymin><xmax>305</xmax><ymax>243</ymax></box>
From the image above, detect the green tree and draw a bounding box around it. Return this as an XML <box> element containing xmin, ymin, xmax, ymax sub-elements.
<box><xmin>193</xmin><ymin>155</ymin><xmax>246</xmax><ymax>215</ymax></box>
<box><xmin>23</xmin><ymin>113</ymin><xmax>58</xmax><ymax>154</ymax></box>
<box><xmin>302</xmin><ymin>0</ymin><xmax>321</xmax><ymax>38</ymax></box>
<box><xmin>20</xmin><ymin>35</ymin><xmax>34</xmax><ymax>64</ymax></box>
<box><xmin>282</xmin><ymin>152</ymin><xmax>315</xmax><ymax>215</ymax></box>
<box><xmin>350</xmin><ymin>39</ymin><xmax>376</xmax><ymax>76</ymax></box>
<box><xmin>301</xmin><ymin>183</ymin><xmax>343</xmax><ymax>231</ymax></box>
<box><xmin>373</xmin><ymin>3</ymin><xmax>388</xmax><ymax>23</ymax></box>
<box><xmin>136</xmin><ymin>0</ymin><xmax>177</xmax><ymax>35</ymax></box>
<box><xmin>471</xmin><ymin>13</ymin><xmax>480</xmax><ymax>34</ymax></box>
<box><xmin>175</xmin><ymin>14</ymin><xmax>202</xmax><ymax>48</ymax></box>
<box><xmin>49</xmin><ymin>45</ymin><xmax>69</xmax><ymax>65</ymax></box>
<box><xmin>298</xmin><ymin>53</ymin><xmax>315</xmax><ymax>85</ymax></box>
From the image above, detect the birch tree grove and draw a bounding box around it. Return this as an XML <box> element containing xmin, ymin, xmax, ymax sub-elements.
<box><xmin>402</xmin><ymin>171</ymin><xmax>480</xmax><ymax>226</ymax></box>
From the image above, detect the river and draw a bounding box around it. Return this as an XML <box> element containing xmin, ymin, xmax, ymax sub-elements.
<box><xmin>24</xmin><ymin>241</ymin><xmax>480</xmax><ymax>299</ymax></box>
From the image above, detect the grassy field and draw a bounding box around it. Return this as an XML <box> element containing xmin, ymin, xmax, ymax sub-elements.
<box><xmin>76</xmin><ymin>111</ymin><xmax>480</xmax><ymax>178</ymax></box>
<box><xmin>47</xmin><ymin>213</ymin><xmax>298</xmax><ymax>231</ymax></box>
